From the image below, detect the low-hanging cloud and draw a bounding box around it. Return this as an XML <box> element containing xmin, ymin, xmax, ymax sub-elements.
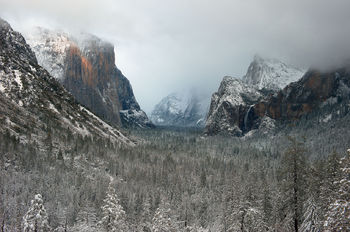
<box><xmin>1</xmin><ymin>0</ymin><xmax>350</xmax><ymax>113</ymax></box>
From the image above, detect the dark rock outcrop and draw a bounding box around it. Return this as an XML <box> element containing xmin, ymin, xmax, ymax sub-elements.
<box><xmin>205</xmin><ymin>77</ymin><xmax>266</xmax><ymax>136</ymax></box>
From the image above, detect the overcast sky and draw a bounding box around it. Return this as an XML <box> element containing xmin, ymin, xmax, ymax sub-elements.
<box><xmin>1</xmin><ymin>0</ymin><xmax>350</xmax><ymax>113</ymax></box>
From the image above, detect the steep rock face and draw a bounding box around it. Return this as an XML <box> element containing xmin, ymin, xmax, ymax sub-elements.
<box><xmin>252</xmin><ymin>69</ymin><xmax>350</xmax><ymax>121</ymax></box>
<box><xmin>0</xmin><ymin>18</ymin><xmax>133</xmax><ymax>145</ymax></box>
<box><xmin>150</xmin><ymin>91</ymin><xmax>209</xmax><ymax>127</ymax></box>
<box><xmin>25</xmin><ymin>28</ymin><xmax>153</xmax><ymax>128</ymax></box>
<box><xmin>206</xmin><ymin>67</ymin><xmax>350</xmax><ymax>136</ymax></box>
<box><xmin>205</xmin><ymin>56</ymin><xmax>308</xmax><ymax>136</ymax></box>
<box><xmin>205</xmin><ymin>77</ymin><xmax>265</xmax><ymax>136</ymax></box>
<box><xmin>242</xmin><ymin>55</ymin><xmax>305</xmax><ymax>90</ymax></box>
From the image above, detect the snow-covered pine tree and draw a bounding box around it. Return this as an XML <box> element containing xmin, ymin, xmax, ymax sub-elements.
<box><xmin>300</xmin><ymin>196</ymin><xmax>321</xmax><ymax>232</ymax></box>
<box><xmin>323</xmin><ymin>149</ymin><xmax>350</xmax><ymax>231</ymax></box>
<box><xmin>151</xmin><ymin>197</ymin><xmax>178</xmax><ymax>232</ymax></box>
<box><xmin>320</xmin><ymin>150</ymin><xmax>340</xmax><ymax>211</ymax></box>
<box><xmin>139</xmin><ymin>195</ymin><xmax>152</xmax><ymax>232</ymax></box>
<box><xmin>300</xmin><ymin>161</ymin><xmax>324</xmax><ymax>232</ymax></box>
<box><xmin>99</xmin><ymin>181</ymin><xmax>128</xmax><ymax>232</ymax></box>
<box><xmin>22</xmin><ymin>194</ymin><xmax>51</xmax><ymax>232</ymax></box>
<box><xmin>279</xmin><ymin>137</ymin><xmax>308</xmax><ymax>232</ymax></box>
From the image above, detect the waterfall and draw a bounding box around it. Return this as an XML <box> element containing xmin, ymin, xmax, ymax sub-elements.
<box><xmin>244</xmin><ymin>105</ymin><xmax>253</xmax><ymax>131</ymax></box>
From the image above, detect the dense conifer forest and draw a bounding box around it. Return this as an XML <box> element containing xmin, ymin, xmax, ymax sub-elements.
<box><xmin>1</xmin><ymin>126</ymin><xmax>349</xmax><ymax>231</ymax></box>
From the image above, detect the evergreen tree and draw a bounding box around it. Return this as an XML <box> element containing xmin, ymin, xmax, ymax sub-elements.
<box><xmin>300</xmin><ymin>196</ymin><xmax>321</xmax><ymax>232</ymax></box>
<box><xmin>323</xmin><ymin>149</ymin><xmax>350</xmax><ymax>231</ymax></box>
<box><xmin>321</xmin><ymin>150</ymin><xmax>341</xmax><ymax>211</ymax></box>
<box><xmin>99</xmin><ymin>181</ymin><xmax>128</xmax><ymax>232</ymax></box>
<box><xmin>279</xmin><ymin>137</ymin><xmax>308</xmax><ymax>232</ymax></box>
<box><xmin>300</xmin><ymin>162</ymin><xmax>323</xmax><ymax>232</ymax></box>
<box><xmin>140</xmin><ymin>195</ymin><xmax>152</xmax><ymax>232</ymax></box>
<box><xmin>22</xmin><ymin>194</ymin><xmax>51</xmax><ymax>232</ymax></box>
<box><xmin>151</xmin><ymin>198</ymin><xmax>178</xmax><ymax>232</ymax></box>
<box><xmin>262</xmin><ymin>183</ymin><xmax>273</xmax><ymax>226</ymax></box>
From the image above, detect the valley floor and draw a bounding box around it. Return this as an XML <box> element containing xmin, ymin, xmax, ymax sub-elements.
<box><xmin>0</xmin><ymin>126</ymin><xmax>349</xmax><ymax>231</ymax></box>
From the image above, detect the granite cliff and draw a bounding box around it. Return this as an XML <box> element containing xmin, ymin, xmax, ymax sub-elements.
<box><xmin>26</xmin><ymin>28</ymin><xmax>153</xmax><ymax>129</ymax></box>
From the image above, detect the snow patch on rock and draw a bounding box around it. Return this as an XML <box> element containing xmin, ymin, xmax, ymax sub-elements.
<box><xmin>25</xmin><ymin>27</ymin><xmax>72</xmax><ymax>80</ymax></box>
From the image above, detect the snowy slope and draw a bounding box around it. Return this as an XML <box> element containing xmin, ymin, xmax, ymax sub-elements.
<box><xmin>242</xmin><ymin>55</ymin><xmax>305</xmax><ymax>90</ymax></box>
<box><xmin>151</xmin><ymin>90</ymin><xmax>210</xmax><ymax>127</ymax></box>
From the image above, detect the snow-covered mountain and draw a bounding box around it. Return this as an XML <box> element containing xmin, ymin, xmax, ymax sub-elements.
<box><xmin>206</xmin><ymin>54</ymin><xmax>350</xmax><ymax>136</ymax></box>
<box><xmin>24</xmin><ymin>27</ymin><xmax>153</xmax><ymax>129</ymax></box>
<box><xmin>242</xmin><ymin>55</ymin><xmax>305</xmax><ymax>90</ymax></box>
<box><xmin>0</xmin><ymin>18</ymin><xmax>134</xmax><ymax>145</ymax></box>
<box><xmin>205</xmin><ymin>55</ymin><xmax>307</xmax><ymax>136</ymax></box>
<box><xmin>151</xmin><ymin>90</ymin><xmax>210</xmax><ymax>127</ymax></box>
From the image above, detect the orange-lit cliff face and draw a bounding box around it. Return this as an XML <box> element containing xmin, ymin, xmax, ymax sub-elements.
<box><xmin>26</xmin><ymin>28</ymin><xmax>154</xmax><ymax>128</ymax></box>
<box><xmin>62</xmin><ymin>39</ymin><xmax>130</xmax><ymax>127</ymax></box>
<box><xmin>60</xmin><ymin>35</ymin><xmax>152</xmax><ymax>128</ymax></box>
<box><xmin>64</xmin><ymin>42</ymin><xmax>116</xmax><ymax>89</ymax></box>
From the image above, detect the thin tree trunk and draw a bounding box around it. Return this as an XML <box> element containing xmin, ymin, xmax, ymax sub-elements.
<box><xmin>294</xmin><ymin>148</ymin><xmax>298</xmax><ymax>232</ymax></box>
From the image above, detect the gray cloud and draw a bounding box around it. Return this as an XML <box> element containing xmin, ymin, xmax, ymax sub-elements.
<box><xmin>1</xmin><ymin>0</ymin><xmax>350</xmax><ymax>113</ymax></box>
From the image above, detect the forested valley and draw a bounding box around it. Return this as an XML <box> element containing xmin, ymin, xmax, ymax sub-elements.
<box><xmin>1</xmin><ymin>124</ymin><xmax>349</xmax><ymax>231</ymax></box>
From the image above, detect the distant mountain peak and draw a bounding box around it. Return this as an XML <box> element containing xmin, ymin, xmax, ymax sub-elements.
<box><xmin>151</xmin><ymin>89</ymin><xmax>210</xmax><ymax>127</ymax></box>
<box><xmin>242</xmin><ymin>55</ymin><xmax>305</xmax><ymax>90</ymax></box>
